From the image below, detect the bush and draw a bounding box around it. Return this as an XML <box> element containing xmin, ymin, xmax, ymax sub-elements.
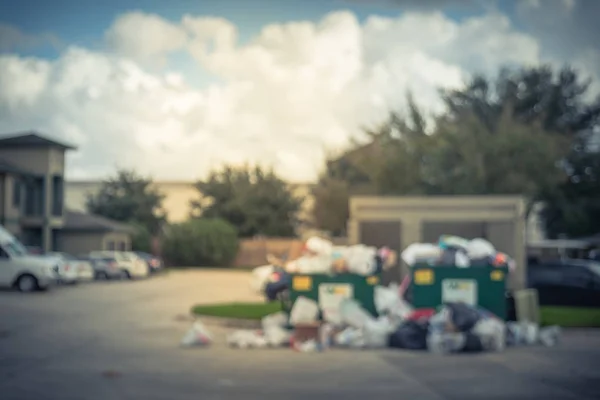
<box><xmin>162</xmin><ymin>218</ymin><xmax>239</xmax><ymax>267</ymax></box>
<box><xmin>130</xmin><ymin>222</ymin><xmax>152</xmax><ymax>253</ymax></box>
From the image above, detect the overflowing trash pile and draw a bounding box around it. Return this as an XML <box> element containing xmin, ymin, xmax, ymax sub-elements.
<box><xmin>401</xmin><ymin>235</ymin><xmax>515</xmax><ymax>270</ymax></box>
<box><xmin>182</xmin><ymin>234</ymin><xmax>561</xmax><ymax>354</ymax></box>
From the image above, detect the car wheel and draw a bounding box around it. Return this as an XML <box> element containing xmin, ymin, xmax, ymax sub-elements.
<box><xmin>96</xmin><ymin>271</ymin><xmax>108</xmax><ymax>280</ymax></box>
<box><xmin>16</xmin><ymin>274</ymin><xmax>39</xmax><ymax>293</ymax></box>
<box><xmin>121</xmin><ymin>269</ymin><xmax>132</xmax><ymax>280</ymax></box>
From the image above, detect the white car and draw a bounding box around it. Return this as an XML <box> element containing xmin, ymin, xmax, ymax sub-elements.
<box><xmin>46</xmin><ymin>252</ymin><xmax>95</xmax><ymax>282</ymax></box>
<box><xmin>0</xmin><ymin>226</ymin><xmax>57</xmax><ymax>292</ymax></box>
<box><xmin>89</xmin><ymin>251</ymin><xmax>149</xmax><ymax>279</ymax></box>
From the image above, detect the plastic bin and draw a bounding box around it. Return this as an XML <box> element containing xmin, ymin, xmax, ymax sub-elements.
<box><xmin>288</xmin><ymin>273</ymin><xmax>380</xmax><ymax>319</ymax></box>
<box><xmin>411</xmin><ymin>264</ymin><xmax>509</xmax><ymax>320</ymax></box>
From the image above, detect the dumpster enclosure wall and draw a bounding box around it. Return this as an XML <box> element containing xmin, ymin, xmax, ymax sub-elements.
<box><xmin>347</xmin><ymin>196</ymin><xmax>527</xmax><ymax>290</ymax></box>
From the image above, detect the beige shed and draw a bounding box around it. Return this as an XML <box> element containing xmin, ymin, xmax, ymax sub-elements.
<box><xmin>347</xmin><ymin>196</ymin><xmax>527</xmax><ymax>290</ymax></box>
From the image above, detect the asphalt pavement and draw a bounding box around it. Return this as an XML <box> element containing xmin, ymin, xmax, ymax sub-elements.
<box><xmin>1</xmin><ymin>270</ymin><xmax>600</xmax><ymax>400</ymax></box>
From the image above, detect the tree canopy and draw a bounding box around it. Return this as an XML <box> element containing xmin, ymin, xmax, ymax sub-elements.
<box><xmin>312</xmin><ymin>65</ymin><xmax>600</xmax><ymax>238</ymax></box>
<box><xmin>86</xmin><ymin>169</ymin><xmax>167</xmax><ymax>236</ymax></box>
<box><xmin>190</xmin><ymin>165</ymin><xmax>303</xmax><ymax>237</ymax></box>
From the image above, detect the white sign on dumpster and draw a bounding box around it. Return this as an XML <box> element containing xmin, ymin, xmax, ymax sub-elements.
<box><xmin>441</xmin><ymin>279</ymin><xmax>477</xmax><ymax>306</ymax></box>
<box><xmin>318</xmin><ymin>283</ymin><xmax>354</xmax><ymax>325</ymax></box>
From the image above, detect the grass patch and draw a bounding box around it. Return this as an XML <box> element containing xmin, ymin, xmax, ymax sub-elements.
<box><xmin>540</xmin><ymin>306</ymin><xmax>600</xmax><ymax>328</ymax></box>
<box><xmin>191</xmin><ymin>302</ymin><xmax>283</xmax><ymax>320</ymax></box>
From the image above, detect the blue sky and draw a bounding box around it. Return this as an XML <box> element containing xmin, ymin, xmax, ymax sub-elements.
<box><xmin>0</xmin><ymin>0</ymin><xmax>515</xmax><ymax>59</ymax></box>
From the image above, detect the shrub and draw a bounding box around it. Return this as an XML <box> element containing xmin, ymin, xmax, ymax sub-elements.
<box><xmin>162</xmin><ymin>218</ymin><xmax>239</xmax><ymax>267</ymax></box>
<box><xmin>130</xmin><ymin>222</ymin><xmax>152</xmax><ymax>253</ymax></box>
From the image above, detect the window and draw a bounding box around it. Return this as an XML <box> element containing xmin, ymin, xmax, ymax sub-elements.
<box><xmin>562</xmin><ymin>267</ymin><xmax>593</xmax><ymax>289</ymax></box>
<box><xmin>118</xmin><ymin>241</ymin><xmax>126</xmax><ymax>251</ymax></box>
<box><xmin>52</xmin><ymin>176</ymin><xmax>64</xmax><ymax>217</ymax></box>
<box><xmin>107</xmin><ymin>241</ymin><xmax>116</xmax><ymax>251</ymax></box>
<box><xmin>12</xmin><ymin>179</ymin><xmax>21</xmax><ymax>207</ymax></box>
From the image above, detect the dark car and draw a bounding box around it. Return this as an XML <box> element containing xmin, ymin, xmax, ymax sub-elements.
<box><xmin>134</xmin><ymin>252</ymin><xmax>163</xmax><ymax>273</ymax></box>
<box><xmin>526</xmin><ymin>259</ymin><xmax>600</xmax><ymax>308</ymax></box>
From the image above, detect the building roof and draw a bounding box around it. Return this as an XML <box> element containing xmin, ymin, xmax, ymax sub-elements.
<box><xmin>0</xmin><ymin>132</ymin><xmax>76</xmax><ymax>150</ymax></box>
<box><xmin>63</xmin><ymin>210</ymin><xmax>134</xmax><ymax>233</ymax></box>
<box><xmin>0</xmin><ymin>158</ymin><xmax>32</xmax><ymax>176</ymax></box>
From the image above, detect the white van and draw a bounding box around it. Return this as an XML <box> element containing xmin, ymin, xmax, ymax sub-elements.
<box><xmin>0</xmin><ymin>226</ymin><xmax>57</xmax><ymax>292</ymax></box>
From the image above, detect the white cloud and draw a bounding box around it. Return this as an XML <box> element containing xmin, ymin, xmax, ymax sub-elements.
<box><xmin>0</xmin><ymin>9</ymin><xmax>546</xmax><ymax>182</ymax></box>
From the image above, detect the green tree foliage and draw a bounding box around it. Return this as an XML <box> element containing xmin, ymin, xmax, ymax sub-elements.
<box><xmin>190</xmin><ymin>165</ymin><xmax>302</xmax><ymax>237</ymax></box>
<box><xmin>130</xmin><ymin>222</ymin><xmax>152</xmax><ymax>253</ymax></box>
<box><xmin>162</xmin><ymin>218</ymin><xmax>238</xmax><ymax>267</ymax></box>
<box><xmin>86</xmin><ymin>169</ymin><xmax>166</xmax><ymax>235</ymax></box>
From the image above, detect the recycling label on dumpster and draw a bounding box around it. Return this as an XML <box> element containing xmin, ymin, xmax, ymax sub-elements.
<box><xmin>318</xmin><ymin>283</ymin><xmax>354</xmax><ymax>325</ymax></box>
<box><xmin>441</xmin><ymin>279</ymin><xmax>477</xmax><ymax>306</ymax></box>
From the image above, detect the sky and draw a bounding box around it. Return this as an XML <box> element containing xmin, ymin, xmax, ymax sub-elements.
<box><xmin>0</xmin><ymin>0</ymin><xmax>598</xmax><ymax>182</ymax></box>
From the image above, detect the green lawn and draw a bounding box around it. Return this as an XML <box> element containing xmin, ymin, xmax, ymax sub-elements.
<box><xmin>191</xmin><ymin>302</ymin><xmax>283</xmax><ymax>320</ymax></box>
<box><xmin>191</xmin><ymin>302</ymin><xmax>600</xmax><ymax>327</ymax></box>
<box><xmin>540</xmin><ymin>306</ymin><xmax>600</xmax><ymax>328</ymax></box>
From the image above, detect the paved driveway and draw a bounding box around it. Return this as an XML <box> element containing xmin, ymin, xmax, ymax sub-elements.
<box><xmin>1</xmin><ymin>270</ymin><xmax>600</xmax><ymax>400</ymax></box>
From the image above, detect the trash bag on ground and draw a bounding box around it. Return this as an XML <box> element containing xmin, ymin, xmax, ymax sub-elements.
<box><xmin>290</xmin><ymin>296</ymin><xmax>320</xmax><ymax>325</ymax></box>
<box><xmin>471</xmin><ymin>318</ymin><xmax>506</xmax><ymax>352</ymax></box>
<box><xmin>262</xmin><ymin>312</ymin><xmax>288</xmax><ymax>330</ymax></box>
<box><xmin>334</xmin><ymin>327</ymin><xmax>366</xmax><ymax>348</ymax></box>
<box><xmin>506</xmin><ymin>321</ymin><xmax>539</xmax><ymax>346</ymax></box>
<box><xmin>389</xmin><ymin>320</ymin><xmax>429</xmax><ymax>350</ymax></box>
<box><xmin>427</xmin><ymin>332</ymin><xmax>467</xmax><ymax>354</ymax></box>
<box><xmin>264</xmin><ymin>326</ymin><xmax>292</xmax><ymax>347</ymax></box>
<box><xmin>180</xmin><ymin>321</ymin><xmax>213</xmax><ymax>347</ymax></box>
<box><xmin>227</xmin><ymin>330</ymin><xmax>269</xmax><ymax>349</ymax></box>
<box><xmin>539</xmin><ymin>326</ymin><xmax>561</xmax><ymax>347</ymax></box>
<box><xmin>363</xmin><ymin>316</ymin><xmax>395</xmax><ymax>348</ymax></box>
<box><xmin>446</xmin><ymin>302</ymin><xmax>482</xmax><ymax>332</ymax></box>
<box><xmin>340</xmin><ymin>299</ymin><xmax>375</xmax><ymax>328</ymax></box>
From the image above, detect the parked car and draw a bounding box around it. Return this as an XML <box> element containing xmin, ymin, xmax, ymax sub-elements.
<box><xmin>134</xmin><ymin>251</ymin><xmax>163</xmax><ymax>273</ymax></box>
<box><xmin>0</xmin><ymin>225</ymin><xmax>57</xmax><ymax>292</ymax></box>
<box><xmin>89</xmin><ymin>251</ymin><xmax>149</xmax><ymax>279</ymax></box>
<box><xmin>25</xmin><ymin>246</ymin><xmax>43</xmax><ymax>255</ymax></box>
<box><xmin>527</xmin><ymin>259</ymin><xmax>600</xmax><ymax>308</ymax></box>
<box><xmin>80</xmin><ymin>255</ymin><xmax>123</xmax><ymax>280</ymax></box>
<box><xmin>46</xmin><ymin>252</ymin><xmax>95</xmax><ymax>282</ymax></box>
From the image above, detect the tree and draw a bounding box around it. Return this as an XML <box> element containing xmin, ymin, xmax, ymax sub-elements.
<box><xmin>440</xmin><ymin>65</ymin><xmax>600</xmax><ymax>236</ymax></box>
<box><xmin>162</xmin><ymin>218</ymin><xmax>238</xmax><ymax>267</ymax></box>
<box><xmin>190</xmin><ymin>165</ymin><xmax>302</xmax><ymax>237</ymax></box>
<box><xmin>86</xmin><ymin>169</ymin><xmax>167</xmax><ymax>237</ymax></box>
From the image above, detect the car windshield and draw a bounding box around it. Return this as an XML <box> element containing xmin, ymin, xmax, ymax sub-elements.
<box><xmin>3</xmin><ymin>239</ymin><xmax>28</xmax><ymax>257</ymax></box>
<box><xmin>586</xmin><ymin>262</ymin><xmax>600</xmax><ymax>278</ymax></box>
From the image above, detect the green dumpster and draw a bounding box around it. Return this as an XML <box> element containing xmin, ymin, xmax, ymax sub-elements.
<box><xmin>411</xmin><ymin>264</ymin><xmax>509</xmax><ymax>319</ymax></box>
<box><xmin>288</xmin><ymin>273</ymin><xmax>381</xmax><ymax>318</ymax></box>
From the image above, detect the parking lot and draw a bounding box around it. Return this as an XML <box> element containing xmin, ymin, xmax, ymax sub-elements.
<box><xmin>1</xmin><ymin>270</ymin><xmax>600</xmax><ymax>400</ymax></box>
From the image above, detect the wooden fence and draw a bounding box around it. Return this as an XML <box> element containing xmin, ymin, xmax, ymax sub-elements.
<box><xmin>233</xmin><ymin>237</ymin><xmax>349</xmax><ymax>268</ymax></box>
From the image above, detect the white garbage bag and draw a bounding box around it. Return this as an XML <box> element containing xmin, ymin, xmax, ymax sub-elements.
<box><xmin>261</xmin><ymin>312</ymin><xmax>288</xmax><ymax>330</ymax></box>
<box><xmin>345</xmin><ymin>245</ymin><xmax>378</xmax><ymax>276</ymax></box>
<box><xmin>439</xmin><ymin>235</ymin><xmax>470</xmax><ymax>250</ymax></box>
<box><xmin>472</xmin><ymin>318</ymin><xmax>506</xmax><ymax>352</ymax></box>
<box><xmin>339</xmin><ymin>299</ymin><xmax>375</xmax><ymax>329</ymax></box>
<box><xmin>288</xmin><ymin>255</ymin><xmax>332</xmax><ymax>274</ymax></box>
<box><xmin>467</xmin><ymin>238</ymin><xmax>496</xmax><ymax>259</ymax></box>
<box><xmin>264</xmin><ymin>326</ymin><xmax>292</xmax><ymax>347</ymax></box>
<box><xmin>539</xmin><ymin>326</ymin><xmax>561</xmax><ymax>347</ymax></box>
<box><xmin>290</xmin><ymin>296</ymin><xmax>320</xmax><ymax>325</ymax></box>
<box><xmin>250</xmin><ymin>264</ymin><xmax>274</xmax><ymax>294</ymax></box>
<box><xmin>334</xmin><ymin>327</ymin><xmax>366</xmax><ymax>348</ymax></box>
<box><xmin>305</xmin><ymin>237</ymin><xmax>333</xmax><ymax>257</ymax></box>
<box><xmin>455</xmin><ymin>251</ymin><xmax>471</xmax><ymax>268</ymax></box>
<box><xmin>427</xmin><ymin>332</ymin><xmax>466</xmax><ymax>354</ymax></box>
<box><xmin>374</xmin><ymin>284</ymin><xmax>413</xmax><ymax>324</ymax></box>
<box><xmin>363</xmin><ymin>316</ymin><xmax>395</xmax><ymax>348</ymax></box>
<box><xmin>227</xmin><ymin>330</ymin><xmax>269</xmax><ymax>349</ymax></box>
<box><xmin>180</xmin><ymin>321</ymin><xmax>213</xmax><ymax>347</ymax></box>
<box><xmin>401</xmin><ymin>243</ymin><xmax>441</xmax><ymax>265</ymax></box>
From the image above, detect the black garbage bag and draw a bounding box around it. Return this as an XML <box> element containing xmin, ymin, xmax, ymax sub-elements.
<box><xmin>388</xmin><ymin>320</ymin><xmax>429</xmax><ymax>350</ymax></box>
<box><xmin>264</xmin><ymin>268</ymin><xmax>291</xmax><ymax>301</ymax></box>
<box><xmin>446</xmin><ymin>302</ymin><xmax>482</xmax><ymax>332</ymax></box>
<box><xmin>462</xmin><ymin>332</ymin><xmax>484</xmax><ymax>352</ymax></box>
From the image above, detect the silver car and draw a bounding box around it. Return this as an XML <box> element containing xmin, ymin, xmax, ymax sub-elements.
<box><xmin>81</xmin><ymin>255</ymin><xmax>123</xmax><ymax>280</ymax></box>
